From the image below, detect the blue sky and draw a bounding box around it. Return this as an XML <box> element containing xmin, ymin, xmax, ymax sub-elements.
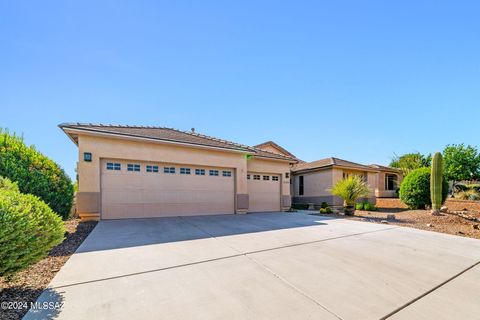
<box><xmin>1</xmin><ymin>1</ymin><xmax>479</xmax><ymax>179</ymax></box>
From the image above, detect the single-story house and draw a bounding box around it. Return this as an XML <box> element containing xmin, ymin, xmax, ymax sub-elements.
<box><xmin>291</xmin><ymin>157</ymin><xmax>402</xmax><ymax>207</ymax></box>
<box><xmin>60</xmin><ymin>123</ymin><xmax>298</xmax><ymax>220</ymax></box>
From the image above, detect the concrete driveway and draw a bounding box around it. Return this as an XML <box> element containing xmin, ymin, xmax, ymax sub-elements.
<box><xmin>25</xmin><ymin>212</ymin><xmax>480</xmax><ymax>320</ymax></box>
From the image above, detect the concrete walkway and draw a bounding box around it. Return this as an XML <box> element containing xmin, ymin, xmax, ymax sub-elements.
<box><xmin>24</xmin><ymin>212</ymin><xmax>480</xmax><ymax>320</ymax></box>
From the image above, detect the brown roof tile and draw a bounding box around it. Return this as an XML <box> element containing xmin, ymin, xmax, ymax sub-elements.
<box><xmin>292</xmin><ymin>157</ymin><xmax>376</xmax><ymax>172</ymax></box>
<box><xmin>59</xmin><ymin>123</ymin><xmax>297</xmax><ymax>162</ymax></box>
<box><xmin>254</xmin><ymin>140</ymin><xmax>300</xmax><ymax>160</ymax></box>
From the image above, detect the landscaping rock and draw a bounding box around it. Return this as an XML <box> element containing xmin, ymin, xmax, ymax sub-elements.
<box><xmin>426</xmin><ymin>223</ymin><xmax>433</xmax><ymax>228</ymax></box>
<box><xmin>440</xmin><ymin>206</ymin><xmax>448</xmax><ymax>213</ymax></box>
<box><xmin>386</xmin><ymin>214</ymin><xmax>396</xmax><ymax>220</ymax></box>
<box><xmin>473</xmin><ymin>224</ymin><xmax>479</xmax><ymax>230</ymax></box>
<box><xmin>380</xmin><ymin>220</ymin><xmax>388</xmax><ymax>224</ymax></box>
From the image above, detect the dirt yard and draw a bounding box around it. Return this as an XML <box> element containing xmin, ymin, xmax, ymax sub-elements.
<box><xmin>322</xmin><ymin>209</ymin><xmax>480</xmax><ymax>240</ymax></box>
<box><xmin>0</xmin><ymin>219</ymin><xmax>97</xmax><ymax>320</ymax></box>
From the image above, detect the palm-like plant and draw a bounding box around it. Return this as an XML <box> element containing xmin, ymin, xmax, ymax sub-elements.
<box><xmin>330</xmin><ymin>175</ymin><xmax>370</xmax><ymax>215</ymax></box>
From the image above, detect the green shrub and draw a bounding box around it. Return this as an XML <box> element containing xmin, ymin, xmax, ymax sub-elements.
<box><xmin>320</xmin><ymin>202</ymin><xmax>329</xmax><ymax>209</ymax></box>
<box><xmin>399</xmin><ymin>167</ymin><xmax>449</xmax><ymax>209</ymax></box>
<box><xmin>0</xmin><ymin>185</ymin><xmax>65</xmax><ymax>277</ymax></box>
<box><xmin>0</xmin><ymin>130</ymin><xmax>74</xmax><ymax>219</ymax></box>
<box><xmin>319</xmin><ymin>207</ymin><xmax>332</xmax><ymax>214</ymax></box>
<box><xmin>291</xmin><ymin>203</ymin><xmax>309</xmax><ymax>210</ymax></box>
<box><xmin>355</xmin><ymin>203</ymin><xmax>364</xmax><ymax>210</ymax></box>
<box><xmin>0</xmin><ymin>176</ymin><xmax>20</xmax><ymax>192</ymax></box>
<box><xmin>363</xmin><ymin>202</ymin><xmax>377</xmax><ymax>211</ymax></box>
<box><xmin>456</xmin><ymin>190</ymin><xmax>480</xmax><ymax>201</ymax></box>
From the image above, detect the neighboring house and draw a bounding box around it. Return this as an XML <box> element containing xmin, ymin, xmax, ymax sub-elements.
<box><xmin>60</xmin><ymin>124</ymin><xmax>297</xmax><ymax>220</ymax></box>
<box><xmin>291</xmin><ymin>157</ymin><xmax>402</xmax><ymax>207</ymax></box>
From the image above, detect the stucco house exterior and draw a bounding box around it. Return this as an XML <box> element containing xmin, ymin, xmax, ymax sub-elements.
<box><xmin>291</xmin><ymin>157</ymin><xmax>402</xmax><ymax>207</ymax></box>
<box><xmin>60</xmin><ymin>123</ymin><xmax>297</xmax><ymax>220</ymax></box>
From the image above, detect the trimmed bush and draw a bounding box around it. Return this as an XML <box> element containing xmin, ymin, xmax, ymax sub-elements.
<box><xmin>0</xmin><ymin>176</ymin><xmax>20</xmax><ymax>192</ymax></box>
<box><xmin>0</xmin><ymin>130</ymin><xmax>74</xmax><ymax>219</ymax></box>
<box><xmin>363</xmin><ymin>202</ymin><xmax>377</xmax><ymax>211</ymax></box>
<box><xmin>320</xmin><ymin>202</ymin><xmax>329</xmax><ymax>209</ymax></box>
<box><xmin>0</xmin><ymin>182</ymin><xmax>65</xmax><ymax>277</ymax></box>
<box><xmin>319</xmin><ymin>207</ymin><xmax>332</xmax><ymax>214</ymax></box>
<box><xmin>399</xmin><ymin>167</ymin><xmax>449</xmax><ymax>209</ymax></box>
<box><xmin>355</xmin><ymin>203</ymin><xmax>364</xmax><ymax>210</ymax></box>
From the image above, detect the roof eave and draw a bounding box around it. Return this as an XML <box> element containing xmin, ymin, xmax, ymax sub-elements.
<box><xmin>60</xmin><ymin>125</ymin><xmax>254</xmax><ymax>155</ymax></box>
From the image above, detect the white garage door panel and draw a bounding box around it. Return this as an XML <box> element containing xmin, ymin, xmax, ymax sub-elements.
<box><xmin>248</xmin><ymin>173</ymin><xmax>281</xmax><ymax>212</ymax></box>
<box><xmin>101</xmin><ymin>160</ymin><xmax>235</xmax><ymax>219</ymax></box>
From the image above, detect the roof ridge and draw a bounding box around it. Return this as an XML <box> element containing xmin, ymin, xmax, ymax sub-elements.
<box><xmin>60</xmin><ymin>123</ymin><xmax>297</xmax><ymax>161</ymax></box>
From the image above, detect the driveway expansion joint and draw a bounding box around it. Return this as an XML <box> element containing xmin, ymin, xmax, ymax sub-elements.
<box><xmin>50</xmin><ymin>224</ymin><xmax>399</xmax><ymax>290</ymax></box>
<box><xmin>381</xmin><ymin>259</ymin><xmax>480</xmax><ymax>319</ymax></box>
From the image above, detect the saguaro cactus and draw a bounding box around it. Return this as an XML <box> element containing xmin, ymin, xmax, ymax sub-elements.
<box><xmin>430</xmin><ymin>152</ymin><xmax>443</xmax><ymax>215</ymax></box>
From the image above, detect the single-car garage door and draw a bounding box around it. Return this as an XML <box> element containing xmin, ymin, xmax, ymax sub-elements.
<box><xmin>247</xmin><ymin>172</ymin><xmax>281</xmax><ymax>212</ymax></box>
<box><xmin>101</xmin><ymin>159</ymin><xmax>235</xmax><ymax>219</ymax></box>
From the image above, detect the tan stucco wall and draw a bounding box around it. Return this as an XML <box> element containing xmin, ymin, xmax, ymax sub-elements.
<box><xmin>75</xmin><ymin>134</ymin><xmax>292</xmax><ymax>217</ymax></box>
<box><xmin>292</xmin><ymin>169</ymin><xmax>333</xmax><ymax>197</ymax></box>
<box><xmin>292</xmin><ymin>168</ymin><xmax>377</xmax><ymax>200</ymax></box>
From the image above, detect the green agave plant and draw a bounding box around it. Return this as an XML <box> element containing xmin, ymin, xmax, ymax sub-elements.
<box><xmin>330</xmin><ymin>175</ymin><xmax>370</xmax><ymax>208</ymax></box>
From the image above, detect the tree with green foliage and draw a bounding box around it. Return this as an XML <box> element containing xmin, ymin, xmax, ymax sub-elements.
<box><xmin>389</xmin><ymin>152</ymin><xmax>431</xmax><ymax>176</ymax></box>
<box><xmin>330</xmin><ymin>175</ymin><xmax>370</xmax><ymax>215</ymax></box>
<box><xmin>0</xmin><ymin>129</ymin><xmax>74</xmax><ymax>219</ymax></box>
<box><xmin>0</xmin><ymin>177</ymin><xmax>65</xmax><ymax>277</ymax></box>
<box><xmin>443</xmin><ymin>144</ymin><xmax>480</xmax><ymax>187</ymax></box>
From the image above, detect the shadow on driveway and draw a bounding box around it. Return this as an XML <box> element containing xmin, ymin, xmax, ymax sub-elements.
<box><xmin>76</xmin><ymin>212</ymin><xmax>333</xmax><ymax>253</ymax></box>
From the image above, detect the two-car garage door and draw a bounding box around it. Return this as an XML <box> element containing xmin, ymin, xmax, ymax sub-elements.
<box><xmin>101</xmin><ymin>160</ymin><xmax>235</xmax><ymax>219</ymax></box>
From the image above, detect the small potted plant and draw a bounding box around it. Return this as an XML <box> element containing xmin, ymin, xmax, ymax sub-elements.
<box><xmin>330</xmin><ymin>176</ymin><xmax>370</xmax><ymax>216</ymax></box>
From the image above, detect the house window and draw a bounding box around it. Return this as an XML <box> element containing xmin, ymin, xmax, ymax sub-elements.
<box><xmin>272</xmin><ymin>176</ymin><xmax>279</xmax><ymax>181</ymax></box>
<box><xmin>127</xmin><ymin>164</ymin><xmax>141</xmax><ymax>172</ymax></box>
<box><xmin>299</xmin><ymin>176</ymin><xmax>304</xmax><ymax>195</ymax></box>
<box><xmin>285</xmin><ymin>172</ymin><xmax>290</xmax><ymax>179</ymax></box>
<box><xmin>195</xmin><ymin>169</ymin><xmax>205</xmax><ymax>175</ymax></box>
<box><xmin>385</xmin><ymin>174</ymin><xmax>397</xmax><ymax>191</ymax></box>
<box><xmin>263</xmin><ymin>175</ymin><xmax>270</xmax><ymax>181</ymax></box>
<box><xmin>180</xmin><ymin>168</ymin><xmax>191</xmax><ymax>175</ymax></box>
<box><xmin>247</xmin><ymin>174</ymin><xmax>250</xmax><ymax>180</ymax></box>
<box><xmin>343</xmin><ymin>172</ymin><xmax>349</xmax><ymax>179</ymax></box>
<box><xmin>222</xmin><ymin>171</ymin><xmax>232</xmax><ymax>177</ymax></box>
<box><xmin>107</xmin><ymin>162</ymin><xmax>121</xmax><ymax>171</ymax></box>
<box><xmin>146</xmin><ymin>165</ymin><xmax>159</xmax><ymax>173</ymax></box>
<box><xmin>253</xmin><ymin>174</ymin><xmax>260</xmax><ymax>180</ymax></box>
<box><xmin>164</xmin><ymin>167</ymin><xmax>175</xmax><ymax>174</ymax></box>
<box><xmin>209</xmin><ymin>170</ymin><xmax>219</xmax><ymax>176</ymax></box>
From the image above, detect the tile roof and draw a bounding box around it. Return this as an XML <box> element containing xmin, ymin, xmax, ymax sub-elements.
<box><xmin>291</xmin><ymin>157</ymin><xmax>376</xmax><ymax>172</ymax></box>
<box><xmin>59</xmin><ymin>123</ymin><xmax>297</xmax><ymax>162</ymax></box>
<box><xmin>369</xmin><ymin>164</ymin><xmax>402</xmax><ymax>172</ymax></box>
<box><xmin>254</xmin><ymin>140</ymin><xmax>299</xmax><ymax>160</ymax></box>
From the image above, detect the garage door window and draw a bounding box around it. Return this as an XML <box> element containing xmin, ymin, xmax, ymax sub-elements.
<box><xmin>180</xmin><ymin>168</ymin><xmax>191</xmax><ymax>175</ymax></box>
<box><xmin>209</xmin><ymin>170</ymin><xmax>219</xmax><ymax>176</ymax></box>
<box><xmin>263</xmin><ymin>175</ymin><xmax>270</xmax><ymax>180</ymax></box>
<box><xmin>222</xmin><ymin>171</ymin><xmax>232</xmax><ymax>177</ymax></box>
<box><xmin>253</xmin><ymin>174</ymin><xmax>260</xmax><ymax>180</ymax></box>
<box><xmin>247</xmin><ymin>174</ymin><xmax>250</xmax><ymax>180</ymax></box>
<box><xmin>146</xmin><ymin>165</ymin><xmax>159</xmax><ymax>173</ymax></box>
<box><xmin>164</xmin><ymin>167</ymin><xmax>175</xmax><ymax>174</ymax></box>
<box><xmin>195</xmin><ymin>169</ymin><xmax>205</xmax><ymax>175</ymax></box>
<box><xmin>272</xmin><ymin>176</ymin><xmax>279</xmax><ymax>181</ymax></box>
<box><xmin>127</xmin><ymin>164</ymin><xmax>141</xmax><ymax>172</ymax></box>
<box><xmin>106</xmin><ymin>162</ymin><xmax>121</xmax><ymax>171</ymax></box>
